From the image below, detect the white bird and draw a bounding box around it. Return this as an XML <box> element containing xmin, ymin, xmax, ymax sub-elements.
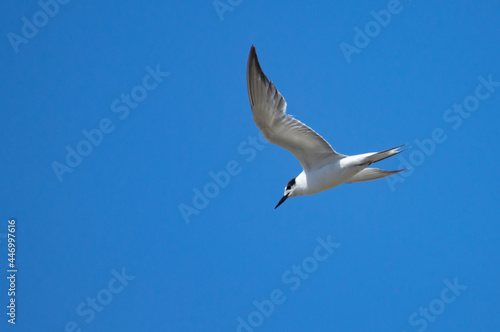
<box><xmin>246</xmin><ymin>45</ymin><xmax>407</xmax><ymax>208</ymax></box>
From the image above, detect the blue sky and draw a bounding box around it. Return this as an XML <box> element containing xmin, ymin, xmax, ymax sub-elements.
<box><xmin>1</xmin><ymin>0</ymin><xmax>500</xmax><ymax>331</ymax></box>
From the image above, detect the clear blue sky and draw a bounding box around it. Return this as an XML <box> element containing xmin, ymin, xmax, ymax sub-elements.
<box><xmin>1</xmin><ymin>1</ymin><xmax>500</xmax><ymax>331</ymax></box>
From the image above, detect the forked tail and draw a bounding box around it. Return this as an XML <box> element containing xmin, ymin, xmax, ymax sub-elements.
<box><xmin>347</xmin><ymin>145</ymin><xmax>408</xmax><ymax>183</ymax></box>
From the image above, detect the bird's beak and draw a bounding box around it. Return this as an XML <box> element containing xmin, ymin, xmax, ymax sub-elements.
<box><xmin>275</xmin><ymin>194</ymin><xmax>289</xmax><ymax>209</ymax></box>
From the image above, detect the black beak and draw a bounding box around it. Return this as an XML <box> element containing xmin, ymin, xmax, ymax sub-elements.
<box><xmin>275</xmin><ymin>194</ymin><xmax>289</xmax><ymax>209</ymax></box>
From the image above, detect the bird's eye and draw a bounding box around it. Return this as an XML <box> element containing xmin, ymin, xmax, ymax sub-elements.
<box><xmin>286</xmin><ymin>178</ymin><xmax>296</xmax><ymax>191</ymax></box>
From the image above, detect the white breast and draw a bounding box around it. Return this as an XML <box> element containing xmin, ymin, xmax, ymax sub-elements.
<box><xmin>298</xmin><ymin>159</ymin><xmax>362</xmax><ymax>196</ymax></box>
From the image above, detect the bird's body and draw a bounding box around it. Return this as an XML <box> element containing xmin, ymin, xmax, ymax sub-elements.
<box><xmin>246</xmin><ymin>45</ymin><xmax>407</xmax><ymax>208</ymax></box>
<box><xmin>294</xmin><ymin>160</ymin><xmax>352</xmax><ymax>197</ymax></box>
<box><xmin>305</xmin><ymin>159</ymin><xmax>358</xmax><ymax>194</ymax></box>
<box><xmin>287</xmin><ymin>147</ymin><xmax>405</xmax><ymax>197</ymax></box>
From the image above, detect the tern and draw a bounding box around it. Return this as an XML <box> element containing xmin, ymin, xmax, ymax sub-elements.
<box><xmin>246</xmin><ymin>45</ymin><xmax>407</xmax><ymax>208</ymax></box>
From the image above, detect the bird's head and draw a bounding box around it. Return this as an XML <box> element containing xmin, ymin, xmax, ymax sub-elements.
<box><xmin>275</xmin><ymin>177</ymin><xmax>297</xmax><ymax>209</ymax></box>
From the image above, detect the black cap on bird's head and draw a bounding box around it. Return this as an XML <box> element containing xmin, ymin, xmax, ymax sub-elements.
<box><xmin>275</xmin><ymin>177</ymin><xmax>296</xmax><ymax>209</ymax></box>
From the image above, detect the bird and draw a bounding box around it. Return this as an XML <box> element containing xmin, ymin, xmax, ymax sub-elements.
<box><xmin>246</xmin><ymin>45</ymin><xmax>407</xmax><ymax>208</ymax></box>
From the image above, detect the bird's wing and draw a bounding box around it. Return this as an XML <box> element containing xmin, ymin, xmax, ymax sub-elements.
<box><xmin>246</xmin><ymin>45</ymin><xmax>344</xmax><ymax>171</ymax></box>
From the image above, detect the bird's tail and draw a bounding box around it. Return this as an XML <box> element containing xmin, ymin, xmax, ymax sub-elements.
<box><xmin>364</xmin><ymin>144</ymin><xmax>408</xmax><ymax>165</ymax></box>
<box><xmin>347</xmin><ymin>145</ymin><xmax>408</xmax><ymax>183</ymax></box>
<box><xmin>346</xmin><ymin>167</ymin><xmax>406</xmax><ymax>183</ymax></box>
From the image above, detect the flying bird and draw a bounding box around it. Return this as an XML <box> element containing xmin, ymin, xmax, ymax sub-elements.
<box><xmin>246</xmin><ymin>45</ymin><xmax>407</xmax><ymax>208</ymax></box>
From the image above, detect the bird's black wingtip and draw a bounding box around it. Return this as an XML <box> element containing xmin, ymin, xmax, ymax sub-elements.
<box><xmin>248</xmin><ymin>44</ymin><xmax>257</xmax><ymax>59</ymax></box>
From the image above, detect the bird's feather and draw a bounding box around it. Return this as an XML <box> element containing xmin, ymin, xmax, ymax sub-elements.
<box><xmin>246</xmin><ymin>45</ymin><xmax>344</xmax><ymax>171</ymax></box>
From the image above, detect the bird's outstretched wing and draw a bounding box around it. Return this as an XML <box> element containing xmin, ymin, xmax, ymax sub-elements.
<box><xmin>246</xmin><ymin>45</ymin><xmax>344</xmax><ymax>171</ymax></box>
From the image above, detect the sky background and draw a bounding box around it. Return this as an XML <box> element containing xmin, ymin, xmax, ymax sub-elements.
<box><xmin>1</xmin><ymin>1</ymin><xmax>500</xmax><ymax>331</ymax></box>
